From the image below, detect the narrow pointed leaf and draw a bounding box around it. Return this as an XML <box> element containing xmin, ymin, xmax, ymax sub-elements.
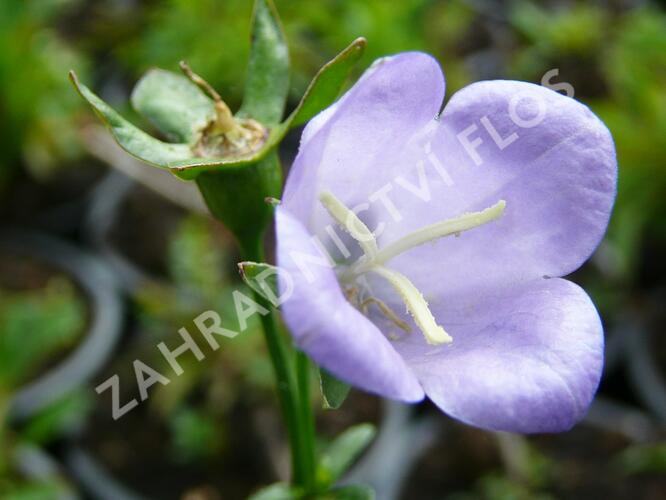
<box><xmin>320</xmin><ymin>368</ymin><xmax>351</xmax><ymax>410</ymax></box>
<box><xmin>238</xmin><ymin>261</ymin><xmax>280</xmax><ymax>305</ymax></box>
<box><xmin>288</xmin><ymin>38</ymin><xmax>366</xmax><ymax>128</ymax></box>
<box><xmin>130</xmin><ymin>68</ymin><xmax>215</xmax><ymax>143</ymax></box>
<box><xmin>69</xmin><ymin>71</ymin><xmax>192</xmax><ymax>167</ymax></box>
<box><xmin>317</xmin><ymin>424</ymin><xmax>376</xmax><ymax>487</ymax></box>
<box><xmin>239</xmin><ymin>0</ymin><xmax>290</xmax><ymax>125</ymax></box>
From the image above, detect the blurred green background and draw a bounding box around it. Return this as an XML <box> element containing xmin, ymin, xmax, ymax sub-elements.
<box><xmin>1</xmin><ymin>1</ymin><xmax>665</xmax><ymax>499</ymax></box>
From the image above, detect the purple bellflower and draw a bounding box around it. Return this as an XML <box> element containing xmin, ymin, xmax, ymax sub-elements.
<box><xmin>275</xmin><ymin>53</ymin><xmax>617</xmax><ymax>433</ymax></box>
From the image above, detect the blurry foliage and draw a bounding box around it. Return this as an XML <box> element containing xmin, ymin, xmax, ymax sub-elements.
<box><xmin>0</xmin><ymin>277</ymin><xmax>85</xmax><ymax>391</ymax></box>
<box><xmin>168</xmin><ymin>406</ymin><xmax>224</xmax><ymax>462</ymax></box>
<box><xmin>451</xmin><ymin>436</ymin><xmax>554</xmax><ymax>500</ymax></box>
<box><xmin>168</xmin><ymin>215</ymin><xmax>230</xmax><ymax>301</ymax></box>
<box><xmin>510</xmin><ymin>2</ymin><xmax>608</xmax><ymax>61</ymax></box>
<box><xmin>0</xmin><ymin>478</ymin><xmax>73</xmax><ymax>500</ymax></box>
<box><xmin>617</xmin><ymin>442</ymin><xmax>666</xmax><ymax>475</ymax></box>
<box><xmin>76</xmin><ymin>0</ymin><xmax>476</xmax><ymax>116</ymax></box>
<box><xmin>451</xmin><ymin>475</ymin><xmax>554</xmax><ymax>500</ymax></box>
<box><xmin>20</xmin><ymin>389</ymin><xmax>92</xmax><ymax>445</ymax></box>
<box><xmin>596</xmin><ymin>8</ymin><xmax>666</xmax><ymax>281</ymax></box>
<box><xmin>0</xmin><ymin>277</ymin><xmax>85</xmax><ymax>497</ymax></box>
<box><xmin>134</xmin><ymin>214</ymin><xmax>272</xmax><ymax>459</ymax></box>
<box><xmin>155</xmin><ymin>215</ymin><xmax>271</xmax><ymax>389</ymax></box>
<box><xmin>0</xmin><ymin>0</ymin><xmax>89</xmax><ymax>187</ymax></box>
<box><xmin>284</xmin><ymin>0</ymin><xmax>474</xmax><ymax>93</ymax></box>
<box><xmin>115</xmin><ymin>0</ymin><xmax>254</xmax><ymax>110</ymax></box>
<box><xmin>136</xmin><ymin>215</ymin><xmax>231</xmax><ymax>329</ymax></box>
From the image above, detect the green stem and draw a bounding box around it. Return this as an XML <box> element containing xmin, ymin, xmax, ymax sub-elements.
<box><xmin>194</xmin><ymin>157</ymin><xmax>316</xmax><ymax>490</ymax></box>
<box><xmin>244</xmin><ymin>240</ymin><xmax>309</xmax><ymax>488</ymax></box>
<box><xmin>296</xmin><ymin>351</ymin><xmax>317</xmax><ymax>491</ymax></box>
<box><xmin>0</xmin><ymin>394</ymin><xmax>10</xmax><ymax>476</ymax></box>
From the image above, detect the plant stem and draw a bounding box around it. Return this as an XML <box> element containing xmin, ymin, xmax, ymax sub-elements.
<box><xmin>0</xmin><ymin>394</ymin><xmax>9</xmax><ymax>476</ymax></box>
<box><xmin>295</xmin><ymin>351</ymin><xmax>317</xmax><ymax>491</ymax></box>
<box><xmin>244</xmin><ymin>240</ymin><xmax>310</xmax><ymax>488</ymax></box>
<box><xmin>195</xmin><ymin>160</ymin><xmax>316</xmax><ymax>490</ymax></box>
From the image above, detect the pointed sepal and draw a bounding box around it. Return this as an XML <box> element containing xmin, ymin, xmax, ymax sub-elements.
<box><xmin>238</xmin><ymin>261</ymin><xmax>281</xmax><ymax>306</ymax></box>
<box><xmin>239</xmin><ymin>0</ymin><xmax>290</xmax><ymax>126</ymax></box>
<box><xmin>130</xmin><ymin>68</ymin><xmax>215</xmax><ymax>143</ymax></box>
<box><xmin>69</xmin><ymin>71</ymin><xmax>192</xmax><ymax>167</ymax></box>
<box><xmin>319</xmin><ymin>369</ymin><xmax>351</xmax><ymax>410</ymax></box>
<box><xmin>288</xmin><ymin>38</ymin><xmax>366</xmax><ymax>128</ymax></box>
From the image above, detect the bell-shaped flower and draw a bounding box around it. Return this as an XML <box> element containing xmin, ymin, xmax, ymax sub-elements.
<box><xmin>276</xmin><ymin>52</ymin><xmax>617</xmax><ymax>433</ymax></box>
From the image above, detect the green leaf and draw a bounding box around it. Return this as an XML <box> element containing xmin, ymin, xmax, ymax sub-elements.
<box><xmin>239</xmin><ymin>0</ymin><xmax>290</xmax><ymax>125</ymax></box>
<box><xmin>238</xmin><ymin>261</ymin><xmax>280</xmax><ymax>305</ymax></box>
<box><xmin>288</xmin><ymin>38</ymin><xmax>366</xmax><ymax>128</ymax></box>
<box><xmin>317</xmin><ymin>424</ymin><xmax>376</xmax><ymax>487</ymax></box>
<box><xmin>320</xmin><ymin>485</ymin><xmax>375</xmax><ymax>500</ymax></box>
<box><xmin>248</xmin><ymin>483</ymin><xmax>301</xmax><ymax>500</ymax></box>
<box><xmin>130</xmin><ymin>68</ymin><xmax>215</xmax><ymax>143</ymax></box>
<box><xmin>320</xmin><ymin>369</ymin><xmax>350</xmax><ymax>410</ymax></box>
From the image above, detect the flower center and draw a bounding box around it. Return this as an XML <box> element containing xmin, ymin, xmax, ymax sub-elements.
<box><xmin>180</xmin><ymin>61</ymin><xmax>267</xmax><ymax>158</ymax></box>
<box><xmin>319</xmin><ymin>191</ymin><xmax>506</xmax><ymax>345</ymax></box>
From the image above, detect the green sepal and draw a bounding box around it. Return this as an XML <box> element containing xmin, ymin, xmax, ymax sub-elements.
<box><xmin>69</xmin><ymin>71</ymin><xmax>193</xmax><ymax>167</ymax></box>
<box><xmin>238</xmin><ymin>261</ymin><xmax>280</xmax><ymax>306</ymax></box>
<box><xmin>130</xmin><ymin>68</ymin><xmax>215</xmax><ymax>143</ymax></box>
<box><xmin>239</xmin><ymin>0</ymin><xmax>290</xmax><ymax>126</ymax></box>
<box><xmin>319</xmin><ymin>368</ymin><xmax>351</xmax><ymax>410</ymax></box>
<box><xmin>287</xmin><ymin>38</ymin><xmax>366</xmax><ymax>128</ymax></box>
<box><xmin>316</xmin><ymin>423</ymin><xmax>376</xmax><ymax>488</ymax></box>
<box><xmin>195</xmin><ymin>151</ymin><xmax>282</xmax><ymax>254</ymax></box>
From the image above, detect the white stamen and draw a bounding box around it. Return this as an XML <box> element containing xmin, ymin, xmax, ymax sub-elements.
<box><xmin>353</xmin><ymin>200</ymin><xmax>505</xmax><ymax>274</ymax></box>
<box><xmin>371</xmin><ymin>266</ymin><xmax>452</xmax><ymax>345</ymax></box>
<box><xmin>319</xmin><ymin>191</ymin><xmax>378</xmax><ymax>257</ymax></box>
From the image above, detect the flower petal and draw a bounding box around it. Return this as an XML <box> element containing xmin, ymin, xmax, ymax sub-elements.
<box><xmin>394</xmin><ymin>278</ymin><xmax>603</xmax><ymax>433</ymax></box>
<box><xmin>281</xmin><ymin>51</ymin><xmax>446</xmax><ymax>225</ymax></box>
<box><xmin>379</xmin><ymin>80</ymin><xmax>616</xmax><ymax>298</ymax></box>
<box><xmin>283</xmin><ymin>59</ymin><xmax>616</xmax><ymax>298</ymax></box>
<box><xmin>275</xmin><ymin>207</ymin><xmax>424</xmax><ymax>402</ymax></box>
